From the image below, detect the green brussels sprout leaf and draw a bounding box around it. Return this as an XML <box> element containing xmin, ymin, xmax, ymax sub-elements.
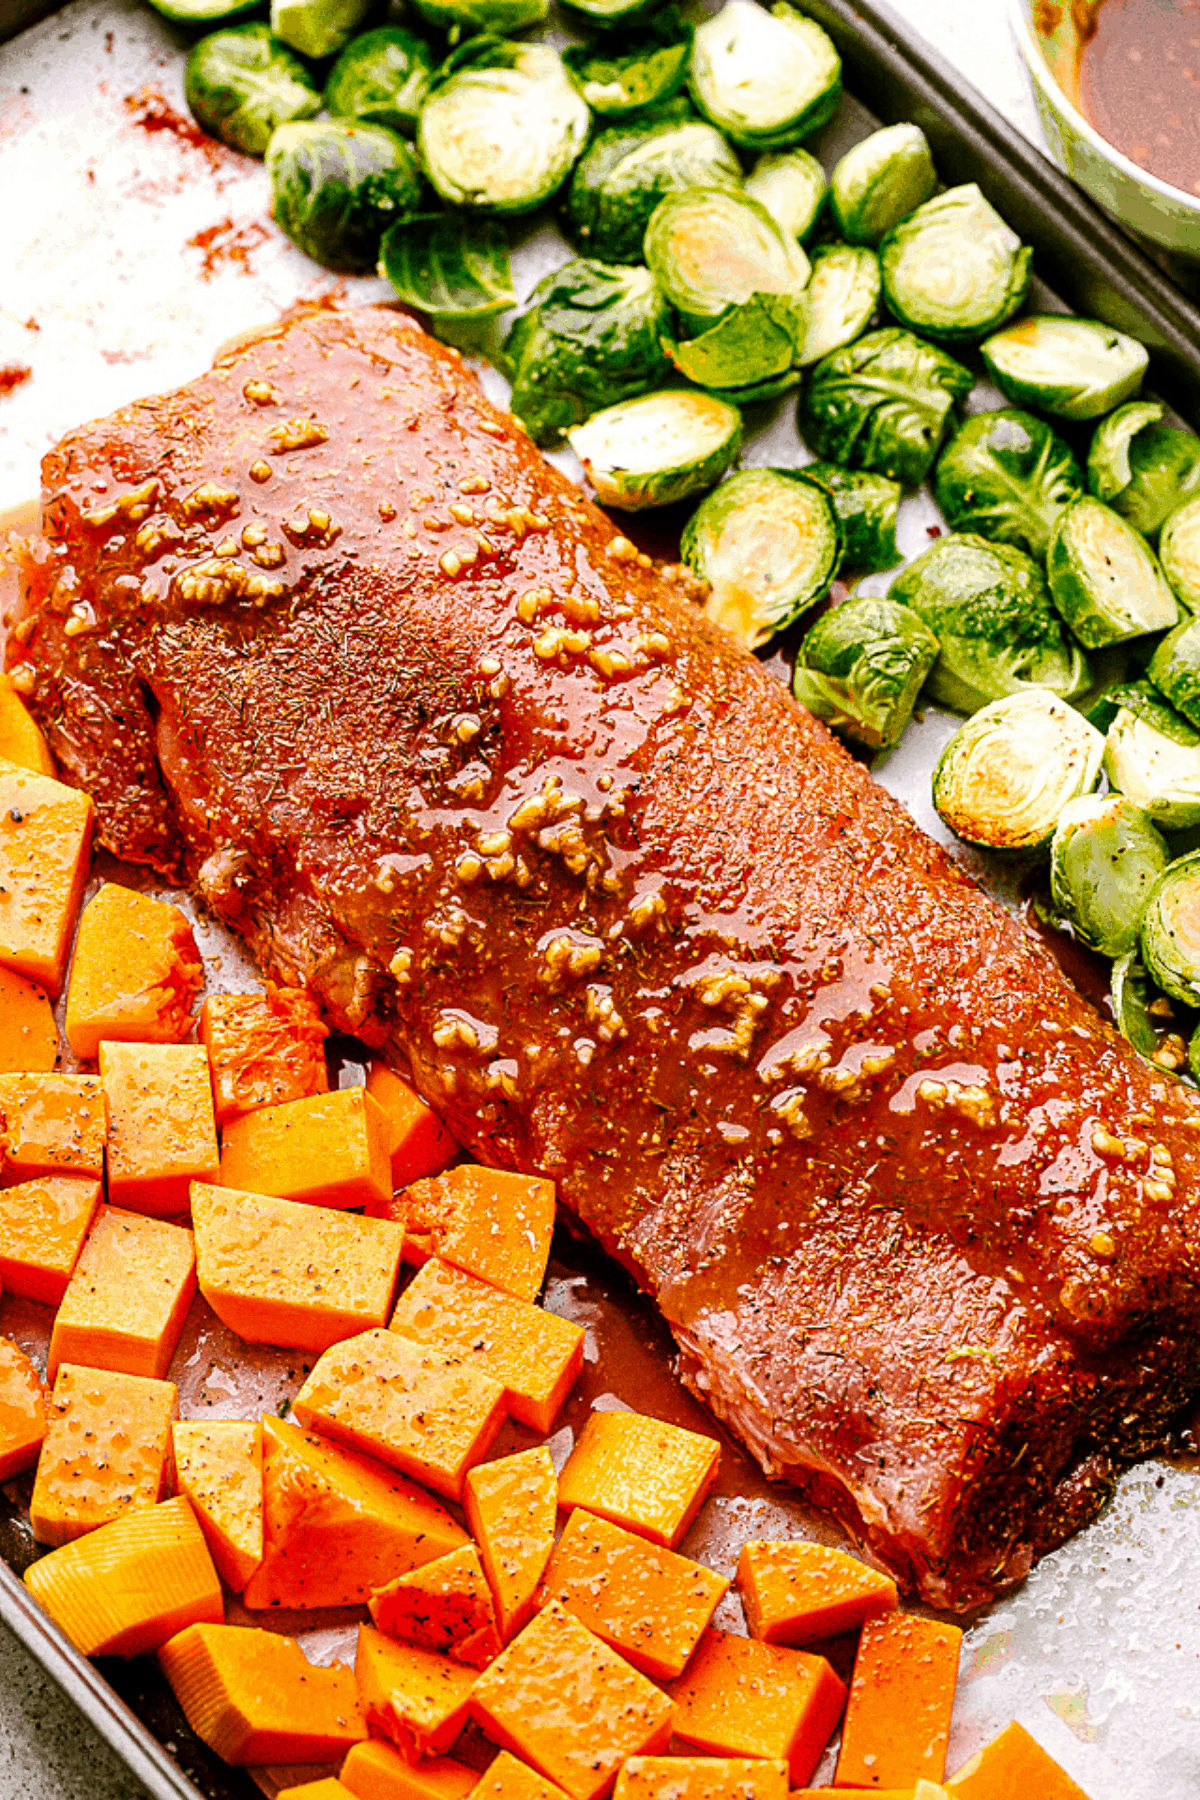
<box><xmin>981</xmin><ymin>315</ymin><xmax>1149</xmax><ymax>422</ymax></box>
<box><xmin>566</xmin><ymin>117</ymin><xmax>741</xmax><ymax>265</ymax></box>
<box><xmin>325</xmin><ymin>28</ymin><xmax>435</xmax><ymax>138</ymax></box>
<box><xmin>830</xmin><ymin>122</ymin><xmax>936</xmax><ymax>247</ymax></box>
<box><xmin>689</xmin><ymin>0</ymin><xmax>841</xmax><ymax>149</ymax></box>
<box><xmin>802</xmin><ymin>462</ymin><xmax>901</xmax><ymax>572</ymax></box>
<box><xmin>1087</xmin><ymin>401</ymin><xmax>1164</xmax><ymax>502</ymax></box>
<box><xmin>411</xmin><ymin>0</ymin><xmax>548</xmax><ymax>42</ymax></box>
<box><xmin>567</xmin><ymin>390</ymin><xmax>742</xmax><ymax>511</ymax></box>
<box><xmin>1047</xmin><ymin>494</ymin><xmax>1178</xmax><ymax>648</ymax></box>
<box><xmin>1160</xmin><ymin>493</ymin><xmax>1200</xmax><ymax>611</ymax></box>
<box><xmin>793</xmin><ymin>596</ymin><xmax>938</xmax><ymax>749</ymax></box>
<box><xmin>1087</xmin><ymin>402</ymin><xmax>1200</xmax><ymax>541</ymax></box>
<box><xmin>185</xmin><ymin>24</ymin><xmax>320</xmax><ymax>159</ymax></box>
<box><xmin>380</xmin><ymin>213</ymin><xmax>515</xmax><ymax>322</ymax></box>
<box><xmin>932</xmin><ymin>689</ymin><xmax>1104</xmax><ymax>851</ymax></box>
<box><xmin>267</xmin><ymin>120</ymin><xmax>424</xmax><ymax>274</ymax></box>
<box><xmin>880</xmin><ymin>184</ymin><xmax>1031</xmax><ymax>344</ymax></box>
<box><xmin>420</xmin><ymin>41</ymin><xmax>589</xmax><ymax>216</ymax></box>
<box><xmin>1140</xmin><ymin>851</ymin><xmax>1200</xmax><ymax>1007</ymax></box>
<box><xmin>563</xmin><ymin>14</ymin><xmax>692</xmax><ymax>119</ymax></box>
<box><xmin>744</xmin><ymin>148</ymin><xmax>827</xmax><ymax>243</ymax></box>
<box><xmin>1111</xmin><ymin>950</ymin><xmax>1164</xmax><ymax>1060</ymax></box>
<box><xmin>682</xmin><ymin>468</ymin><xmax>842</xmax><ymax>649</ymax></box>
<box><xmin>933</xmin><ymin>408</ymin><xmax>1082</xmax><ymax>563</ymax></box>
<box><xmin>1087</xmin><ymin>678</ymin><xmax>1200</xmax><ymax>742</ymax></box>
<box><xmin>795</xmin><ymin>242</ymin><xmax>880</xmax><ymax>367</ymax></box>
<box><xmin>1049</xmin><ymin>792</ymin><xmax>1169</xmax><ymax>958</ymax></box>
<box><xmin>799</xmin><ymin>327</ymin><xmax>972</xmax><ymax>489</ymax></box>
<box><xmin>665</xmin><ymin>291</ymin><xmax>806</xmax><ymax>394</ymax></box>
<box><xmin>271</xmin><ymin>0</ymin><xmax>371</xmax><ymax>60</ymax></box>
<box><xmin>645</xmin><ymin>187</ymin><xmax>811</xmax><ymax>334</ymax></box>
<box><xmin>560</xmin><ymin>0</ymin><xmax>662</xmax><ymax>34</ymax></box>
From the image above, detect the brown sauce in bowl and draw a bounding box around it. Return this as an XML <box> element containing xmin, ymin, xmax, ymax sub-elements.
<box><xmin>1077</xmin><ymin>0</ymin><xmax>1200</xmax><ymax>195</ymax></box>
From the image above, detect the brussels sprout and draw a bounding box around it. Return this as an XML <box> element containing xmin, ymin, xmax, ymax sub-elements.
<box><xmin>271</xmin><ymin>0</ymin><xmax>370</xmax><ymax>60</ymax></box>
<box><xmin>1148</xmin><ymin>614</ymin><xmax>1200</xmax><ymax>728</ymax></box>
<box><xmin>1104</xmin><ymin>698</ymin><xmax>1200</xmax><ymax>831</ymax></box>
<box><xmin>689</xmin><ymin>0</ymin><xmax>841</xmax><ymax>150</ymax></box>
<box><xmin>409</xmin><ymin>0</ymin><xmax>548</xmax><ymax>41</ymax></box>
<box><xmin>980</xmin><ymin>315</ymin><xmax>1149</xmax><ymax>422</ymax></box>
<box><xmin>380</xmin><ymin>214</ymin><xmax>514</xmax><ymax>322</ymax></box>
<box><xmin>879</xmin><ymin>185</ymin><xmax>1030</xmax><ymax>345</ymax></box>
<box><xmin>567</xmin><ymin>390</ymin><xmax>742</xmax><ymax>511</ymax></box>
<box><xmin>1160</xmin><ymin>493</ymin><xmax>1200</xmax><ymax>611</ymax></box>
<box><xmin>830</xmin><ymin>123</ymin><xmax>936</xmax><ymax>248</ymax></box>
<box><xmin>681</xmin><ymin>469</ymin><xmax>841</xmax><ymax>649</ymax></box>
<box><xmin>147</xmin><ymin>0</ymin><xmax>257</xmax><ymax>20</ymax></box>
<box><xmin>665</xmin><ymin>292</ymin><xmax>804</xmax><ymax>397</ymax></box>
<box><xmin>795</xmin><ymin>243</ymin><xmax>880</xmax><ymax>367</ymax></box>
<box><xmin>560</xmin><ymin>0</ymin><xmax>661</xmax><ymax>32</ymax></box>
<box><xmin>744</xmin><ymin>148</ymin><xmax>827</xmax><ymax>244</ymax></box>
<box><xmin>1140</xmin><ymin>852</ymin><xmax>1200</xmax><ymax>1006</ymax></box>
<box><xmin>563</xmin><ymin>16</ymin><xmax>691</xmax><ymax>119</ymax></box>
<box><xmin>798</xmin><ymin>327</ymin><xmax>972</xmax><ymax>489</ymax></box>
<box><xmin>793</xmin><ymin>597</ymin><xmax>938</xmax><ymax>750</ymax></box>
<box><xmin>933</xmin><ymin>409</ymin><xmax>1082</xmax><ymax>563</ymax></box>
<box><xmin>185</xmin><ymin>25</ymin><xmax>320</xmax><ymax>159</ymax></box>
<box><xmin>1086</xmin><ymin>401</ymin><xmax>1200</xmax><ymax>542</ymax></box>
<box><xmin>644</xmin><ymin>188</ymin><xmax>810</xmax><ymax>334</ymax></box>
<box><xmin>1046</xmin><ymin>495</ymin><xmax>1178</xmax><ymax>649</ymax></box>
<box><xmin>419</xmin><ymin>41</ymin><xmax>589</xmax><ymax>216</ymax></box>
<box><xmin>267</xmin><ymin>121</ymin><xmax>424</xmax><ymax>273</ymax></box>
<box><xmin>1087</xmin><ymin>677</ymin><xmax>1191</xmax><ymax>737</ymax></box>
<box><xmin>890</xmin><ymin>533</ymin><xmax>1090</xmax><ymax>715</ymax></box>
<box><xmin>504</xmin><ymin>261</ymin><xmax>671</xmax><ymax>447</ymax></box>
<box><xmin>932</xmin><ymin>689</ymin><xmax>1103</xmax><ymax>851</ymax></box>
<box><xmin>565</xmin><ymin>116</ymin><xmax>741</xmax><ymax>265</ymax></box>
<box><xmin>1049</xmin><ymin>793</ymin><xmax>1169</xmax><ymax>957</ymax></box>
<box><xmin>801</xmin><ymin>463</ymin><xmax>901</xmax><ymax>572</ymax></box>
<box><xmin>325</xmin><ymin>29</ymin><xmax>435</xmax><ymax>138</ymax></box>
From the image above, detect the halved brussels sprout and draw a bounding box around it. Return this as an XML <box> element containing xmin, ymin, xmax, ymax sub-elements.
<box><xmin>932</xmin><ymin>690</ymin><xmax>1103</xmax><ymax>851</ymax></box>
<box><xmin>565</xmin><ymin>117</ymin><xmax>741</xmax><ymax>265</ymax></box>
<box><xmin>185</xmin><ymin>24</ymin><xmax>320</xmax><ymax>159</ymax></box>
<box><xmin>830</xmin><ymin>123</ymin><xmax>936</xmax><ymax>248</ymax></box>
<box><xmin>419</xmin><ymin>42</ymin><xmax>589</xmax><ymax>216</ymax></box>
<box><xmin>644</xmin><ymin>187</ymin><xmax>810</xmax><ymax>333</ymax></box>
<box><xmin>933</xmin><ymin>409</ymin><xmax>1082</xmax><ymax>564</ymax></box>
<box><xmin>325</xmin><ymin>28</ymin><xmax>435</xmax><ymax>138</ymax></box>
<box><xmin>1140</xmin><ymin>852</ymin><xmax>1200</xmax><ymax>1006</ymax></box>
<box><xmin>567</xmin><ymin>390</ymin><xmax>742</xmax><ymax>511</ymax></box>
<box><xmin>890</xmin><ymin>532</ymin><xmax>1090</xmax><ymax>715</ymax></box>
<box><xmin>799</xmin><ymin>327</ymin><xmax>973</xmax><ymax>489</ymax></box>
<box><xmin>1104</xmin><ymin>699</ymin><xmax>1200</xmax><ymax>831</ymax></box>
<box><xmin>267</xmin><ymin>121</ymin><xmax>424</xmax><ymax>273</ymax></box>
<box><xmin>793</xmin><ymin>596</ymin><xmax>938</xmax><ymax>750</ymax></box>
<box><xmin>689</xmin><ymin>0</ymin><xmax>841</xmax><ymax>150</ymax></box>
<box><xmin>980</xmin><ymin>315</ymin><xmax>1149</xmax><ymax>422</ymax></box>
<box><xmin>1086</xmin><ymin>401</ymin><xmax>1200</xmax><ymax>541</ymax></box>
<box><xmin>380</xmin><ymin>214</ymin><xmax>515</xmax><ymax>322</ymax></box>
<box><xmin>665</xmin><ymin>292</ymin><xmax>805</xmax><ymax>396</ymax></box>
<box><xmin>271</xmin><ymin>0</ymin><xmax>370</xmax><ymax>59</ymax></box>
<box><xmin>1046</xmin><ymin>495</ymin><xmax>1178</xmax><ymax>648</ymax></box>
<box><xmin>504</xmin><ymin>260</ymin><xmax>671</xmax><ymax>447</ymax></box>
<box><xmin>148</xmin><ymin>0</ymin><xmax>257</xmax><ymax>19</ymax></box>
<box><xmin>795</xmin><ymin>243</ymin><xmax>880</xmax><ymax>367</ymax></box>
<box><xmin>1049</xmin><ymin>793</ymin><xmax>1169</xmax><ymax>957</ymax></box>
<box><xmin>879</xmin><ymin>185</ymin><xmax>1031</xmax><ymax>344</ymax></box>
<box><xmin>801</xmin><ymin>463</ymin><xmax>901</xmax><ymax>572</ymax></box>
<box><xmin>744</xmin><ymin>148</ymin><xmax>827</xmax><ymax>243</ymax></box>
<box><xmin>560</xmin><ymin>0</ymin><xmax>660</xmax><ymax>32</ymax></box>
<box><xmin>1148</xmin><ymin>615</ymin><xmax>1200</xmax><ymax>728</ymax></box>
<box><xmin>563</xmin><ymin>16</ymin><xmax>691</xmax><ymax>118</ymax></box>
<box><xmin>1160</xmin><ymin>493</ymin><xmax>1200</xmax><ymax>611</ymax></box>
<box><xmin>681</xmin><ymin>468</ymin><xmax>841</xmax><ymax>649</ymax></box>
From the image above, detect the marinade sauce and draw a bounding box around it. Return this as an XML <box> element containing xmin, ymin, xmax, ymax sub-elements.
<box><xmin>1077</xmin><ymin>0</ymin><xmax>1200</xmax><ymax>194</ymax></box>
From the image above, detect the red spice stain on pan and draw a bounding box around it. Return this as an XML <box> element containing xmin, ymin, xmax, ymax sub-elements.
<box><xmin>0</xmin><ymin>367</ymin><xmax>32</xmax><ymax>398</ymax></box>
<box><xmin>187</xmin><ymin>217</ymin><xmax>271</xmax><ymax>281</ymax></box>
<box><xmin>122</xmin><ymin>84</ymin><xmax>241</xmax><ymax>192</ymax></box>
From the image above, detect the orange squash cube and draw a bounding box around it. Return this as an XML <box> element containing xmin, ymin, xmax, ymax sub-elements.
<box><xmin>25</xmin><ymin>1494</ymin><xmax>223</xmax><ymax>1656</ymax></box>
<box><xmin>64</xmin><ymin>883</ymin><xmax>204</xmax><ymax>1059</ymax></box>
<box><xmin>172</xmin><ymin>1419</ymin><xmax>263</xmax><ymax>1594</ymax></box>
<box><xmin>557</xmin><ymin>1411</ymin><xmax>720</xmax><ymax>1551</ymax></box>
<box><xmin>366</xmin><ymin>1062</ymin><xmax>457</xmax><ymax>1186</ymax></box>
<box><xmin>613</xmin><ymin>1761</ymin><xmax>789</xmax><ymax>1800</ymax></box>
<box><xmin>0</xmin><ymin>758</ymin><xmax>91</xmax><ymax>994</ymax></box>
<box><xmin>736</xmin><ymin>1539</ymin><xmax>898</xmax><ymax>1646</ymax></box>
<box><xmin>796</xmin><ymin>1791</ymin><xmax>946</xmax><ymax>1799</ymax></box>
<box><xmin>0</xmin><ymin>1174</ymin><xmax>101</xmax><ymax>1305</ymax></box>
<box><xmin>219</xmin><ymin>1087</ymin><xmax>391</xmax><ymax>1210</ymax></box>
<box><xmin>278</xmin><ymin>1783</ymin><xmax>357</xmax><ymax>1800</ymax></box>
<box><xmin>0</xmin><ymin>966</ymin><xmax>57</xmax><ymax>1072</ymax></box>
<box><xmin>0</xmin><ymin>1337</ymin><xmax>45</xmax><ymax>1479</ymax></box>
<box><xmin>471</xmin><ymin>1751</ymin><xmax>568</xmax><ymax>1800</ymax></box>
<box><xmin>294</xmin><ymin>1328</ymin><xmax>507</xmax><ymax>1501</ymax></box>
<box><xmin>101</xmin><ymin>1041</ymin><xmax>219</xmax><ymax>1216</ymax></box>
<box><xmin>340</xmin><ymin>1737</ymin><xmax>478</xmax><ymax>1800</ymax></box>
<box><xmin>243</xmin><ymin>1415</ymin><xmax>468</xmax><ymax>1611</ymax></box>
<box><xmin>200</xmin><ymin>985</ymin><xmax>329</xmax><ymax>1126</ymax></box>
<box><xmin>464</xmin><ymin>1447</ymin><xmax>558</xmax><ymax>1643</ymax></box>
<box><xmin>355</xmin><ymin>1623</ymin><xmax>478</xmax><ymax>1758</ymax></box>
<box><xmin>30</xmin><ymin>1363</ymin><xmax>176</xmax><ymax>1545</ymax></box>
<box><xmin>389</xmin><ymin>1260</ymin><xmax>583</xmax><ymax>1434</ymax></box>
<box><xmin>192</xmin><ymin>1183</ymin><xmax>404</xmax><ymax>1354</ymax></box>
<box><xmin>390</xmin><ymin>1166</ymin><xmax>555</xmax><ymax>1304</ymax></box>
<box><xmin>471</xmin><ymin>1600</ymin><xmax>674</xmax><ymax>1800</ymax></box>
<box><xmin>669</xmin><ymin>1629</ymin><xmax>846</xmax><ymax>1788</ymax></box>
<box><xmin>0</xmin><ymin>1072</ymin><xmax>106</xmax><ymax>1180</ymax></box>
<box><xmin>835</xmin><ymin>1611</ymin><xmax>962</xmax><ymax>1790</ymax></box>
<box><xmin>536</xmin><ymin>1510</ymin><xmax>727</xmax><ymax>1682</ymax></box>
<box><xmin>947</xmin><ymin>1720</ymin><xmax>1089</xmax><ymax>1798</ymax></box>
<box><xmin>159</xmin><ymin>1621</ymin><xmax>367</xmax><ymax>1764</ymax></box>
<box><xmin>370</xmin><ymin>1542</ymin><xmax>501</xmax><ymax>1668</ymax></box>
<box><xmin>0</xmin><ymin>671</ymin><xmax>55</xmax><ymax>776</ymax></box>
<box><xmin>47</xmin><ymin>1206</ymin><xmax>196</xmax><ymax>1382</ymax></box>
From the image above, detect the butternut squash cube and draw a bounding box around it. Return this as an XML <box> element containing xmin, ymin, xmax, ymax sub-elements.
<box><xmin>0</xmin><ymin>758</ymin><xmax>91</xmax><ymax>994</ymax></box>
<box><xmin>47</xmin><ymin>1205</ymin><xmax>196</xmax><ymax>1382</ymax></box>
<box><xmin>389</xmin><ymin>1260</ymin><xmax>583</xmax><ymax>1434</ymax></box>
<box><xmin>293</xmin><ymin>1328</ymin><xmax>507</xmax><ymax>1502</ymax></box>
<box><xmin>796</xmin><ymin>1790</ymin><xmax>948</xmax><ymax>1800</ymax></box>
<box><xmin>25</xmin><ymin>1493</ymin><xmax>223</xmax><ymax>1655</ymax></box>
<box><xmin>391</xmin><ymin>1166</ymin><xmax>555</xmax><ymax>1304</ymax></box>
<box><xmin>464</xmin><ymin>1447</ymin><xmax>557</xmax><ymax>1643</ymax></box>
<box><xmin>736</xmin><ymin>1539</ymin><xmax>898</xmax><ymax>1646</ymax></box>
<box><xmin>470</xmin><ymin>1600</ymin><xmax>673</xmax><ymax>1800</ymax></box>
<box><xmin>947</xmin><ymin>1720</ymin><xmax>1090</xmax><ymax>1798</ymax></box>
<box><xmin>0</xmin><ymin>1072</ymin><xmax>105</xmax><ymax>1180</ymax></box>
<box><xmin>0</xmin><ymin>966</ymin><xmax>57</xmax><ymax>1072</ymax></box>
<box><xmin>557</xmin><ymin>1411</ymin><xmax>720</xmax><ymax>1551</ymax></box>
<box><xmin>835</xmin><ymin>1611</ymin><xmax>962</xmax><ymax>1790</ymax></box>
<box><xmin>30</xmin><ymin>1362</ymin><xmax>176</xmax><ymax>1546</ymax></box>
<box><xmin>159</xmin><ymin>1621</ymin><xmax>367</xmax><ymax>1764</ymax></box>
<box><xmin>366</xmin><ymin>1062</ymin><xmax>457</xmax><ymax>1186</ymax></box>
<box><xmin>64</xmin><ymin>883</ymin><xmax>204</xmax><ymax>1059</ymax></box>
<box><xmin>200</xmin><ymin>985</ymin><xmax>329</xmax><ymax>1126</ymax></box>
<box><xmin>0</xmin><ymin>1336</ymin><xmax>45</xmax><ymax>1480</ymax></box>
<box><xmin>219</xmin><ymin>1087</ymin><xmax>391</xmax><ymax>1210</ymax></box>
<box><xmin>0</xmin><ymin>672</ymin><xmax>56</xmax><ymax>777</ymax></box>
<box><xmin>101</xmin><ymin>1041</ymin><xmax>219</xmax><ymax>1216</ymax></box>
<box><xmin>535</xmin><ymin>1510</ymin><xmax>727</xmax><ymax>1682</ymax></box>
<box><xmin>172</xmin><ymin>1419</ymin><xmax>263</xmax><ymax>1594</ymax></box>
<box><xmin>243</xmin><ymin>1415</ymin><xmax>468</xmax><ymax>1611</ymax></box>
<box><xmin>278</xmin><ymin>1783</ymin><xmax>357</xmax><ymax>1800</ymax></box>
<box><xmin>471</xmin><ymin>1751</ymin><xmax>567</xmax><ymax>1800</ymax></box>
<box><xmin>668</xmin><ymin>1629</ymin><xmax>846</xmax><ymax>1788</ymax></box>
<box><xmin>613</xmin><ymin>1761</ymin><xmax>789</xmax><ymax>1800</ymax></box>
<box><xmin>355</xmin><ymin>1623</ymin><xmax>478</xmax><ymax>1758</ymax></box>
<box><xmin>341</xmin><ymin>1737</ymin><xmax>478</xmax><ymax>1800</ymax></box>
<box><xmin>0</xmin><ymin>1174</ymin><xmax>101</xmax><ymax>1305</ymax></box>
<box><xmin>192</xmin><ymin>1183</ymin><xmax>404</xmax><ymax>1354</ymax></box>
<box><xmin>370</xmin><ymin>1542</ymin><xmax>501</xmax><ymax>1668</ymax></box>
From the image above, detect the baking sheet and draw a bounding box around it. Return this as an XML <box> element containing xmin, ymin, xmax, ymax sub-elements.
<box><xmin>3</xmin><ymin>4</ymin><xmax>1200</xmax><ymax>1797</ymax></box>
